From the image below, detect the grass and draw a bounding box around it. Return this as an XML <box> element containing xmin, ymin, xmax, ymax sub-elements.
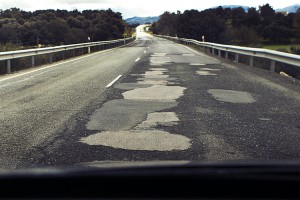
<box><xmin>262</xmin><ymin>44</ymin><xmax>300</xmax><ymax>53</ymax></box>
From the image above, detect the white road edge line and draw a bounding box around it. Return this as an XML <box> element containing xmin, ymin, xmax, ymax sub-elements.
<box><xmin>178</xmin><ymin>44</ymin><xmax>202</xmax><ymax>55</ymax></box>
<box><xmin>135</xmin><ymin>58</ymin><xmax>140</xmax><ymax>62</ymax></box>
<box><xmin>0</xmin><ymin>42</ymin><xmax>132</xmax><ymax>83</ymax></box>
<box><xmin>106</xmin><ymin>75</ymin><xmax>122</xmax><ymax>88</ymax></box>
<box><xmin>178</xmin><ymin>44</ymin><xmax>220</xmax><ymax>62</ymax></box>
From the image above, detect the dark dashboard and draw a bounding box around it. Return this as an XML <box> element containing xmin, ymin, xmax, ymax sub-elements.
<box><xmin>1</xmin><ymin>161</ymin><xmax>300</xmax><ymax>199</ymax></box>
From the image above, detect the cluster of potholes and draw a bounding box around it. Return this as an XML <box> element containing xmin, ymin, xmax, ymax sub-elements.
<box><xmin>79</xmin><ymin>52</ymin><xmax>258</xmax><ymax>152</ymax></box>
<box><xmin>80</xmin><ymin>52</ymin><xmax>191</xmax><ymax>151</ymax></box>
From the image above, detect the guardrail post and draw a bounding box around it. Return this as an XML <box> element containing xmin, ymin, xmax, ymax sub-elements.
<box><xmin>249</xmin><ymin>56</ymin><xmax>254</xmax><ymax>67</ymax></box>
<box><xmin>225</xmin><ymin>51</ymin><xmax>228</xmax><ymax>60</ymax></box>
<box><xmin>73</xmin><ymin>49</ymin><xmax>75</xmax><ymax>57</ymax></box>
<box><xmin>270</xmin><ymin>60</ymin><xmax>275</xmax><ymax>73</ymax></box>
<box><xmin>218</xmin><ymin>50</ymin><xmax>221</xmax><ymax>58</ymax></box>
<box><xmin>235</xmin><ymin>54</ymin><xmax>239</xmax><ymax>63</ymax></box>
<box><xmin>88</xmin><ymin>46</ymin><xmax>91</xmax><ymax>54</ymax></box>
<box><xmin>62</xmin><ymin>51</ymin><xmax>65</xmax><ymax>60</ymax></box>
<box><xmin>31</xmin><ymin>56</ymin><xmax>35</xmax><ymax>67</ymax></box>
<box><xmin>49</xmin><ymin>53</ymin><xmax>53</xmax><ymax>63</ymax></box>
<box><xmin>7</xmin><ymin>60</ymin><xmax>11</xmax><ymax>74</ymax></box>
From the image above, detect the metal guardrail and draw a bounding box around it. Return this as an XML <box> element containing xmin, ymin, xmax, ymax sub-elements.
<box><xmin>155</xmin><ymin>34</ymin><xmax>300</xmax><ymax>73</ymax></box>
<box><xmin>0</xmin><ymin>37</ymin><xmax>135</xmax><ymax>74</ymax></box>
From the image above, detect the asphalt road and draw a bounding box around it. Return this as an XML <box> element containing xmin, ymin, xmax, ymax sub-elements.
<box><xmin>1</xmin><ymin>26</ymin><xmax>300</xmax><ymax>169</ymax></box>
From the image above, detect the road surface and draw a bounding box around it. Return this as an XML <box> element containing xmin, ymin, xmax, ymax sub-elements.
<box><xmin>0</xmin><ymin>26</ymin><xmax>300</xmax><ymax>169</ymax></box>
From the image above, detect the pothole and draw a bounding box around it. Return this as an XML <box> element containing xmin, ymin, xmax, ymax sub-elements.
<box><xmin>149</xmin><ymin>68</ymin><xmax>168</xmax><ymax>71</ymax></box>
<box><xmin>142</xmin><ymin>74</ymin><xmax>169</xmax><ymax>79</ymax></box>
<box><xmin>134</xmin><ymin>112</ymin><xmax>179</xmax><ymax>129</ymax></box>
<box><xmin>195</xmin><ymin>107</ymin><xmax>214</xmax><ymax>114</ymax></box>
<box><xmin>259</xmin><ymin>118</ymin><xmax>271</xmax><ymax>121</ymax></box>
<box><xmin>152</xmin><ymin>53</ymin><xmax>167</xmax><ymax>56</ymax></box>
<box><xmin>144</xmin><ymin>71</ymin><xmax>165</xmax><ymax>76</ymax></box>
<box><xmin>199</xmin><ymin>68</ymin><xmax>220</xmax><ymax>71</ymax></box>
<box><xmin>182</xmin><ymin>53</ymin><xmax>195</xmax><ymax>56</ymax></box>
<box><xmin>208</xmin><ymin>89</ymin><xmax>256</xmax><ymax>104</ymax></box>
<box><xmin>190</xmin><ymin>63</ymin><xmax>206</xmax><ymax>66</ymax></box>
<box><xmin>196</xmin><ymin>71</ymin><xmax>217</xmax><ymax>76</ymax></box>
<box><xmin>150</xmin><ymin>55</ymin><xmax>171</xmax><ymax>65</ymax></box>
<box><xmin>114</xmin><ymin>83</ymin><xmax>151</xmax><ymax>90</ymax></box>
<box><xmin>80</xmin><ymin>130</ymin><xmax>191</xmax><ymax>151</ymax></box>
<box><xmin>86</xmin><ymin>100</ymin><xmax>178</xmax><ymax>131</ymax></box>
<box><xmin>137</xmin><ymin>80</ymin><xmax>168</xmax><ymax>85</ymax></box>
<box><xmin>122</xmin><ymin>85</ymin><xmax>186</xmax><ymax>102</ymax></box>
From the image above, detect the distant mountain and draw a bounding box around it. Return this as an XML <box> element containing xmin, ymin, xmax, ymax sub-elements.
<box><xmin>125</xmin><ymin>16</ymin><xmax>159</xmax><ymax>25</ymax></box>
<box><xmin>276</xmin><ymin>4</ymin><xmax>300</xmax><ymax>13</ymax></box>
<box><xmin>212</xmin><ymin>4</ymin><xmax>300</xmax><ymax>13</ymax></box>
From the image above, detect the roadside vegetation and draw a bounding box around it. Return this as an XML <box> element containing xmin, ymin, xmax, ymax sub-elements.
<box><xmin>151</xmin><ymin>4</ymin><xmax>300</xmax><ymax>55</ymax></box>
<box><xmin>263</xmin><ymin>44</ymin><xmax>300</xmax><ymax>53</ymax></box>
<box><xmin>0</xmin><ymin>8</ymin><xmax>134</xmax><ymax>51</ymax></box>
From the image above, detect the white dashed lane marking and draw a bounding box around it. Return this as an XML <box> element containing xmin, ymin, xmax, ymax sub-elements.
<box><xmin>105</xmin><ymin>75</ymin><xmax>122</xmax><ymax>88</ymax></box>
<box><xmin>135</xmin><ymin>58</ymin><xmax>140</xmax><ymax>62</ymax></box>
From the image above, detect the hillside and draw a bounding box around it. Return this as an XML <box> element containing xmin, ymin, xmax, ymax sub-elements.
<box><xmin>276</xmin><ymin>4</ymin><xmax>300</xmax><ymax>13</ymax></box>
<box><xmin>125</xmin><ymin>16</ymin><xmax>159</xmax><ymax>25</ymax></box>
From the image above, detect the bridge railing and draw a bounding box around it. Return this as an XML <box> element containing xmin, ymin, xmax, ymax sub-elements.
<box><xmin>155</xmin><ymin>34</ymin><xmax>300</xmax><ymax>78</ymax></box>
<box><xmin>0</xmin><ymin>37</ymin><xmax>135</xmax><ymax>74</ymax></box>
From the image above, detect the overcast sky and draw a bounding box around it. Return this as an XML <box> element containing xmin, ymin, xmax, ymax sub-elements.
<box><xmin>0</xmin><ymin>0</ymin><xmax>299</xmax><ymax>19</ymax></box>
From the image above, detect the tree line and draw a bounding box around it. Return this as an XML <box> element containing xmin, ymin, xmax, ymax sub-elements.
<box><xmin>151</xmin><ymin>4</ymin><xmax>300</xmax><ymax>47</ymax></box>
<box><xmin>0</xmin><ymin>8</ymin><xmax>133</xmax><ymax>49</ymax></box>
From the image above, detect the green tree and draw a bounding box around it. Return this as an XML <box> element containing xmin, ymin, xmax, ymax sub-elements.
<box><xmin>243</xmin><ymin>8</ymin><xmax>261</xmax><ymax>28</ymax></box>
<box><xmin>294</xmin><ymin>9</ymin><xmax>300</xmax><ymax>41</ymax></box>
<box><xmin>262</xmin><ymin>23</ymin><xmax>293</xmax><ymax>43</ymax></box>
<box><xmin>259</xmin><ymin>4</ymin><xmax>275</xmax><ymax>19</ymax></box>
<box><xmin>0</xmin><ymin>7</ymin><xmax>128</xmax><ymax>48</ymax></box>
<box><xmin>155</xmin><ymin>12</ymin><xmax>178</xmax><ymax>36</ymax></box>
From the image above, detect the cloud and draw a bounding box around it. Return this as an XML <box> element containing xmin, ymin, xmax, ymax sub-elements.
<box><xmin>0</xmin><ymin>0</ymin><xmax>299</xmax><ymax>18</ymax></box>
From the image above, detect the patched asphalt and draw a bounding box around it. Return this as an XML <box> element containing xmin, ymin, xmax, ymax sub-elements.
<box><xmin>13</xmin><ymin>34</ymin><xmax>300</xmax><ymax>169</ymax></box>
